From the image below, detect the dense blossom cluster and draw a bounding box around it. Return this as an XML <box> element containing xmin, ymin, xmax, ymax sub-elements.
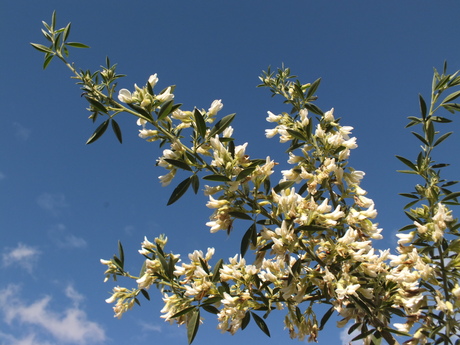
<box><xmin>96</xmin><ymin>67</ymin><xmax>460</xmax><ymax>345</ymax></box>
<box><xmin>32</xmin><ymin>14</ymin><xmax>459</xmax><ymax>345</ymax></box>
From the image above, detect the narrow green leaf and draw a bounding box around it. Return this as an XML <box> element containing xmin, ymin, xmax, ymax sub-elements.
<box><xmin>273</xmin><ymin>180</ymin><xmax>295</xmax><ymax>193</ymax></box>
<box><xmin>305</xmin><ymin>103</ymin><xmax>323</xmax><ymax>115</ymax></box>
<box><xmin>240</xmin><ymin>224</ymin><xmax>256</xmax><ymax>258</ymax></box>
<box><xmin>140</xmin><ymin>289</ymin><xmax>150</xmax><ymax>301</ymax></box>
<box><xmin>251</xmin><ymin>312</ymin><xmax>270</xmax><ymax>337</ymax></box>
<box><xmin>241</xmin><ymin>311</ymin><xmax>251</xmax><ymax>330</ymax></box>
<box><xmin>236</xmin><ymin>167</ymin><xmax>255</xmax><ymax>181</ymax></box>
<box><xmin>286</xmin><ymin>129</ymin><xmax>307</xmax><ymax>141</ymax></box>
<box><xmin>319</xmin><ymin>307</ymin><xmax>334</xmax><ymax>330</ymax></box>
<box><xmin>127</xmin><ymin>103</ymin><xmax>153</xmax><ymax>122</ymax></box>
<box><xmin>229</xmin><ymin>211</ymin><xmax>252</xmax><ymax>220</ymax></box>
<box><xmin>431</xmin><ymin>116</ymin><xmax>452</xmax><ymax>123</ymax></box>
<box><xmin>191</xmin><ymin>174</ymin><xmax>199</xmax><ymax>194</ymax></box>
<box><xmin>211</xmin><ymin>258</ymin><xmax>223</xmax><ymax>282</ymax></box>
<box><xmin>158</xmin><ymin>100</ymin><xmax>174</xmax><ymax>121</ymax></box>
<box><xmin>167</xmin><ymin>177</ymin><xmax>192</xmax><ymax>205</ymax></box>
<box><xmin>351</xmin><ymin>328</ymin><xmax>375</xmax><ymax>341</ymax></box>
<box><xmin>118</xmin><ymin>240</ymin><xmax>124</xmax><ymax>265</ymax></box>
<box><xmin>85</xmin><ymin>97</ymin><xmax>108</xmax><ymax>114</ymax></box>
<box><xmin>86</xmin><ymin>120</ymin><xmax>109</xmax><ymax>144</ymax></box>
<box><xmin>171</xmin><ymin>306</ymin><xmax>196</xmax><ymax>319</ymax></box>
<box><xmin>443</xmin><ymin>191</ymin><xmax>460</xmax><ymax>202</ymax></box>
<box><xmin>51</xmin><ymin>10</ymin><xmax>57</xmax><ymax>31</ymax></box>
<box><xmin>399</xmin><ymin>193</ymin><xmax>419</xmax><ymax>199</ymax></box>
<box><xmin>442</xmin><ymin>102</ymin><xmax>460</xmax><ymax>113</ymax></box>
<box><xmin>395</xmin><ymin>155</ymin><xmax>417</xmax><ymax>171</ymax></box>
<box><xmin>111</xmin><ymin>119</ymin><xmax>123</xmax><ymax>143</ymax></box>
<box><xmin>411</xmin><ymin>131</ymin><xmax>428</xmax><ymax>146</ymax></box>
<box><xmin>65</xmin><ymin>42</ymin><xmax>90</xmax><ymax>48</ymax></box>
<box><xmin>426</xmin><ymin>120</ymin><xmax>435</xmax><ymax>145</ymax></box>
<box><xmin>202</xmin><ymin>174</ymin><xmax>231</xmax><ymax>182</ymax></box>
<box><xmin>30</xmin><ymin>43</ymin><xmax>54</xmax><ymax>54</ymax></box>
<box><xmin>434</xmin><ymin>132</ymin><xmax>452</xmax><ymax>147</ymax></box>
<box><xmin>419</xmin><ymin>94</ymin><xmax>427</xmax><ymax>119</ymax></box>
<box><xmin>43</xmin><ymin>54</ymin><xmax>54</xmax><ymax>69</ymax></box>
<box><xmin>441</xmin><ymin>90</ymin><xmax>460</xmax><ymax>104</ymax></box>
<box><xmin>63</xmin><ymin>22</ymin><xmax>71</xmax><ymax>41</ymax></box>
<box><xmin>187</xmin><ymin>309</ymin><xmax>200</xmax><ymax>344</ymax></box>
<box><xmin>164</xmin><ymin>159</ymin><xmax>193</xmax><ymax>171</ymax></box>
<box><xmin>209</xmin><ymin>113</ymin><xmax>236</xmax><ymax>138</ymax></box>
<box><xmin>306</xmin><ymin>78</ymin><xmax>321</xmax><ymax>99</ymax></box>
<box><xmin>194</xmin><ymin>108</ymin><xmax>206</xmax><ymax>139</ymax></box>
<box><xmin>201</xmin><ymin>305</ymin><xmax>219</xmax><ymax>314</ymax></box>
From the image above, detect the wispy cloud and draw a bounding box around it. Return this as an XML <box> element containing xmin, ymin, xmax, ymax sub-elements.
<box><xmin>2</xmin><ymin>243</ymin><xmax>40</xmax><ymax>273</ymax></box>
<box><xmin>47</xmin><ymin>224</ymin><xmax>87</xmax><ymax>249</ymax></box>
<box><xmin>340</xmin><ymin>324</ymin><xmax>361</xmax><ymax>345</ymax></box>
<box><xmin>12</xmin><ymin>122</ymin><xmax>31</xmax><ymax>141</ymax></box>
<box><xmin>0</xmin><ymin>172</ymin><xmax>5</xmax><ymax>181</ymax></box>
<box><xmin>0</xmin><ymin>331</ymin><xmax>52</xmax><ymax>345</ymax></box>
<box><xmin>139</xmin><ymin>320</ymin><xmax>162</xmax><ymax>333</ymax></box>
<box><xmin>0</xmin><ymin>285</ymin><xmax>106</xmax><ymax>345</ymax></box>
<box><xmin>37</xmin><ymin>193</ymin><xmax>68</xmax><ymax>216</ymax></box>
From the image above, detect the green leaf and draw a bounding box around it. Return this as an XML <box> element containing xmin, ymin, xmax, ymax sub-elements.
<box><xmin>411</xmin><ymin>131</ymin><xmax>428</xmax><ymax>146</ymax></box>
<box><xmin>111</xmin><ymin>119</ymin><xmax>123</xmax><ymax>143</ymax></box>
<box><xmin>306</xmin><ymin>78</ymin><xmax>321</xmax><ymax>99</ymax></box>
<box><xmin>211</xmin><ymin>258</ymin><xmax>223</xmax><ymax>283</ymax></box>
<box><xmin>241</xmin><ymin>311</ymin><xmax>251</xmax><ymax>330</ymax></box>
<box><xmin>305</xmin><ymin>102</ymin><xmax>323</xmax><ymax>115</ymax></box>
<box><xmin>419</xmin><ymin>94</ymin><xmax>427</xmax><ymax>119</ymax></box>
<box><xmin>140</xmin><ymin>289</ymin><xmax>150</xmax><ymax>301</ymax></box>
<box><xmin>399</xmin><ymin>193</ymin><xmax>418</xmax><ymax>199</ymax></box>
<box><xmin>158</xmin><ymin>100</ymin><xmax>174</xmax><ymax>121</ymax></box>
<box><xmin>426</xmin><ymin>120</ymin><xmax>435</xmax><ymax>145</ymax></box>
<box><xmin>273</xmin><ymin>180</ymin><xmax>295</xmax><ymax>193</ymax></box>
<box><xmin>187</xmin><ymin>309</ymin><xmax>200</xmax><ymax>344</ymax></box>
<box><xmin>443</xmin><ymin>191</ymin><xmax>460</xmax><ymax>202</ymax></box>
<box><xmin>351</xmin><ymin>328</ymin><xmax>375</xmax><ymax>341</ymax></box>
<box><xmin>441</xmin><ymin>90</ymin><xmax>460</xmax><ymax>104</ymax></box>
<box><xmin>442</xmin><ymin>102</ymin><xmax>460</xmax><ymax>113</ymax></box>
<box><xmin>43</xmin><ymin>54</ymin><xmax>54</xmax><ymax>69</ymax></box>
<box><xmin>127</xmin><ymin>103</ymin><xmax>154</xmax><ymax>122</ymax></box>
<box><xmin>202</xmin><ymin>174</ymin><xmax>231</xmax><ymax>182</ymax></box>
<box><xmin>194</xmin><ymin>108</ymin><xmax>207</xmax><ymax>139</ymax></box>
<box><xmin>319</xmin><ymin>307</ymin><xmax>334</xmax><ymax>330</ymax></box>
<box><xmin>395</xmin><ymin>155</ymin><xmax>417</xmax><ymax>171</ymax></box>
<box><xmin>117</xmin><ymin>240</ymin><xmax>124</xmax><ymax>264</ymax></box>
<box><xmin>164</xmin><ymin>159</ymin><xmax>193</xmax><ymax>171</ymax></box>
<box><xmin>30</xmin><ymin>43</ymin><xmax>54</xmax><ymax>54</ymax></box>
<box><xmin>236</xmin><ymin>167</ymin><xmax>255</xmax><ymax>181</ymax></box>
<box><xmin>201</xmin><ymin>305</ymin><xmax>219</xmax><ymax>314</ymax></box>
<box><xmin>251</xmin><ymin>312</ymin><xmax>270</xmax><ymax>337</ymax></box>
<box><xmin>434</xmin><ymin>132</ymin><xmax>452</xmax><ymax>147</ymax></box>
<box><xmin>229</xmin><ymin>211</ymin><xmax>252</xmax><ymax>220</ymax></box>
<box><xmin>191</xmin><ymin>174</ymin><xmax>199</xmax><ymax>194</ymax></box>
<box><xmin>85</xmin><ymin>97</ymin><xmax>108</xmax><ymax>114</ymax></box>
<box><xmin>167</xmin><ymin>177</ymin><xmax>192</xmax><ymax>205</ymax></box>
<box><xmin>65</xmin><ymin>42</ymin><xmax>90</xmax><ymax>48</ymax></box>
<box><xmin>171</xmin><ymin>306</ymin><xmax>196</xmax><ymax>319</ymax></box>
<box><xmin>240</xmin><ymin>224</ymin><xmax>256</xmax><ymax>258</ymax></box>
<box><xmin>86</xmin><ymin>120</ymin><xmax>109</xmax><ymax>144</ymax></box>
<box><xmin>286</xmin><ymin>129</ymin><xmax>307</xmax><ymax>141</ymax></box>
<box><xmin>209</xmin><ymin>113</ymin><xmax>236</xmax><ymax>138</ymax></box>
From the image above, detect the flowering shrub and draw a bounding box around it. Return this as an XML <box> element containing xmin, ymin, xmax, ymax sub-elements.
<box><xmin>32</xmin><ymin>12</ymin><xmax>460</xmax><ymax>345</ymax></box>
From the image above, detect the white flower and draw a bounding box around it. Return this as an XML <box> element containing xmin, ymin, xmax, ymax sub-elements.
<box><xmin>208</xmin><ymin>99</ymin><xmax>223</xmax><ymax>116</ymax></box>
<box><xmin>148</xmin><ymin>74</ymin><xmax>158</xmax><ymax>88</ymax></box>
<box><xmin>156</xmin><ymin>87</ymin><xmax>174</xmax><ymax>102</ymax></box>
<box><xmin>266</xmin><ymin>111</ymin><xmax>282</xmax><ymax>122</ymax></box>
<box><xmin>118</xmin><ymin>89</ymin><xmax>133</xmax><ymax>103</ymax></box>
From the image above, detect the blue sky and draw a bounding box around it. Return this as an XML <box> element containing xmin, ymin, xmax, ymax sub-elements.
<box><xmin>2</xmin><ymin>1</ymin><xmax>460</xmax><ymax>345</ymax></box>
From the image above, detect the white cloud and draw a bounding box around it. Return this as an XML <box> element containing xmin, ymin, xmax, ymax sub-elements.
<box><xmin>0</xmin><ymin>285</ymin><xmax>106</xmax><ymax>345</ymax></box>
<box><xmin>13</xmin><ymin>122</ymin><xmax>31</xmax><ymax>141</ymax></box>
<box><xmin>139</xmin><ymin>321</ymin><xmax>162</xmax><ymax>333</ymax></box>
<box><xmin>340</xmin><ymin>324</ymin><xmax>361</xmax><ymax>344</ymax></box>
<box><xmin>37</xmin><ymin>193</ymin><xmax>68</xmax><ymax>216</ymax></box>
<box><xmin>0</xmin><ymin>331</ymin><xmax>52</xmax><ymax>345</ymax></box>
<box><xmin>2</xmin><ymin>243</ymin><xmax>40</xmax><ymax>273</ymax></box>
<box><xmin>47</xmin><ymin>224</ymin><xmax>87</xmax><ymax>249</ymax></box>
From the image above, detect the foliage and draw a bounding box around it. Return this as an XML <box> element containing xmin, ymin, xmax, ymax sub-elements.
<box><xmin>32</xmin><ymin>12</ymin><xmax>460</xmax><ymax>345</ymax></box>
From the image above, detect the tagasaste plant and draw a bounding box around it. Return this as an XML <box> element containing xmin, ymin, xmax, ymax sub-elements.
<box><xmin>32</xmin><ymin>12</ymin><xmax>460</xmax><ymax>345</ymax></box>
